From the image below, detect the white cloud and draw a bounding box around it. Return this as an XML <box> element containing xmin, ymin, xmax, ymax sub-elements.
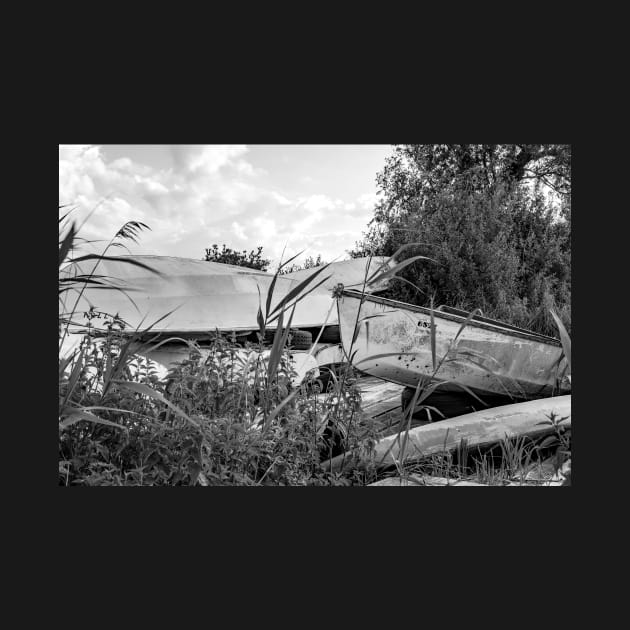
<box><xmin>59</xmin><ymin>145</ymin><xmax>93</xmax><ymax>161</ymax></box>
<box><xmin>187</xmin><ymin>145</ymin><xmax>249</xmax><ymax>174</ymax></box>
<box><xmin>300</xmin><ymin>194</ymin><xmax>336</xmax><ymax>213</ymax></box>
<box><xmin>357</xmin><ymin>192</ymin><xmax>379</xmax><ymax>209</ymax></box>
<box><xmin>59</xmin><ymin>145</ymin><xmax>380</xmax><ymax>266</ymax></box>
<box><xmin>232</xmin><ymin>221</ymin><xmax>247</xmax><ymax>240</ymax></box>
<box><xmin>251</xmin><ymin>216</ymin><xmax>277</xmax><ymax>241</ymax></box>
<box><xmin>168</xmin><ymin>145</ymin><xmax>247</xmax><ymax>174</ymax></box>
<box><xmin>271</xmin><ymin>191</ymin><xmax>292</xmax><ymax>206</ymax></box>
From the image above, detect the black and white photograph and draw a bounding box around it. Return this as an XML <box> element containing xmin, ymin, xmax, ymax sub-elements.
<box><xmin>58</xmin><ymin>144</ymin><xmax>571</xmax><ymax>487</ymax></box>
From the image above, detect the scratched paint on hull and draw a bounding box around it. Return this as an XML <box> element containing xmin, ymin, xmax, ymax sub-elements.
<box><xmin>339</xmin><ymin>293</ymin><xmax>570</xmax><ymax>398</ymax></box>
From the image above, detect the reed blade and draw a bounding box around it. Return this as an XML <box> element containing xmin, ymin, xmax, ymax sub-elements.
<box><xmin>268</xmin><ymin>263</ymin><xmax>333</xmax><ymax>318</ymax></box>
<box><xmin>59</xmin><ymin>408</ymin><xmax>128</xmax><ymax>431</ymax></box>
<box><xmin>113</xmin><ymin>380</ymin><xmax>197</xmax><ymax>427</ymax></box>
<box><xmin>59</xmin><ymin>222</ymin><xmax>76</xmax><ymax>268</ymax></box>
<box><xmin>367</xmin><ymin>255</ymin><xmax>436</xmax><ymax>287</ymax></box>
<box><xmin>430</xmin><ymin>297</ymin><xmax>436</xmax><ymax>371</ymax></box>
<box><xmin>68</xmin><ymin>254</ymin><xmax>162</xmax><ymax>276</ymax></box>
<box><xmin>549</xmin><ymin>309</ymin><xmax>571</xmax><ymax>372</ymax></box>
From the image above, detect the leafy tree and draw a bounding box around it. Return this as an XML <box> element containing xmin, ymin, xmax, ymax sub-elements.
<box><xmin>350</xmin><ymin>144</ymin><xmax>570</xmax><ymax>336</ymax></box>
<box><xmin>373</xmin><ymin>144</ymin><xmax>570</xmax><ymax>207</ymax></box>
<box><xmin>204</xmin><ymin>244</ymin><xmax>271</xmax><ymax>272</ymax></box>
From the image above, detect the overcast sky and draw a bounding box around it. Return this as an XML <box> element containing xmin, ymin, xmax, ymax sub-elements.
<box><xmin>59</xmin><ymin>144</ymin><xmax>394</xmax><ymax>267</ymax></box>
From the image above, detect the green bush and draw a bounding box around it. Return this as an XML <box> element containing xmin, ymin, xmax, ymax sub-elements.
<box><xmin>351</xmin><ymin>145</ymin><xmax>571</xmax><ymax>337</ymax></box>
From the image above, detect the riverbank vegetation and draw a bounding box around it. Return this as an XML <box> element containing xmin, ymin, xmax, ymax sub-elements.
<box><xmin>59</xmin><ymin>145</ymin><xmax>571</xmax><ymax>486</ymax></box>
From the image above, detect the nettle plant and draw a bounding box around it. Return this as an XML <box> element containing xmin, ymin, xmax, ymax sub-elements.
<box><xmin>159</xmin><ymin>332</ymin><xmax>379</xmax><ymax>485</ymax></box>
<box><xmin>163</xmin><ymin>335</ymin><xmax>298</xmax><ymax>424</ymax></box>
<box><xmin>75</xmin><ymin>310</ymin><xmax>163</xmax><ymax>393</ymax></box>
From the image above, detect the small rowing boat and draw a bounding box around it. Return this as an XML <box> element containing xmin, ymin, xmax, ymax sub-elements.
<box><xmin>336</xmin><ymin>290</ymin><xmax>570</xmax><ymax>401</ymax></box>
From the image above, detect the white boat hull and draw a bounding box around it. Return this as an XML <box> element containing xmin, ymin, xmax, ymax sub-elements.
<box><xmin>60</xmin><ymin>256</ymin><xmax>391</xmax><ymax>336</ymax></box>
<box><xmin>337</xmin><ymin>291</ymin><xmax>570</xmax><ymax>400</ymax></box>
<box><xmin>323</xmin><ymin>395</ymin><xmax>571</xmax><ymax>473</ymax></box>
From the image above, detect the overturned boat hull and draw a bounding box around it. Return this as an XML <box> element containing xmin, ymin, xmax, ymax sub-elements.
<box><xmin>323</xmin><ymin>395</ymin><xmax>571</xmax><ymax>473</ymax></box>
<box><xmin>60</xmin><ymin>256</ymin><xmax>392</xmax><ymax>336</ymax></box>
<box><xmin>60</xmin><ymin>256</ymin><xmax>332</xmax><ymax>334</ymax></box>
<box><xmin>59</xmin><ymin>256</ymin><xmax>392</xmax><ymax>384</ymax></box>
<box><xmin>336</xmin><ymin>290</ymin><xmax>570</xmax><ymax>400</ymax></box>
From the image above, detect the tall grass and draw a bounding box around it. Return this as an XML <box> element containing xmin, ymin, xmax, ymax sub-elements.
<box><xmin>59</xmin><ymin>207</ymin><xmax>380</xmax><ymax>485</ymax></box>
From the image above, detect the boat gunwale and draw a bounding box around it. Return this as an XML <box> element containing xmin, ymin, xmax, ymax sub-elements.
<box><xmin>340</xmin><ymin>290</ymin><xmax>562</xmax><ymax>347</ymax></box>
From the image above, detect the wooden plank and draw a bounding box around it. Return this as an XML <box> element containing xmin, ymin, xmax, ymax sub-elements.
<box><xmin>322</xmin><ymin>395</ymin><xmax>571</xmax><ymax>473</ymax></box>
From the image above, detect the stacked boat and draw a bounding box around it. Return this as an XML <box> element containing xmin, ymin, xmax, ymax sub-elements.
<box><xmin>336</xmin><ymin>290</ymin><xmax>570</xmax><ymax>403</ymax></box>
<box><xmin>60</xmin><ymin>253</ymin><xmax>571</xmax><ymax>406</ymax></box>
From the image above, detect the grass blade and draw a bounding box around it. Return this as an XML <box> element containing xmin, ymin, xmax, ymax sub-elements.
<box><xmin>266</xmin><ymin>273</ymin><xmax>332</xmax><ymax>325</ymax></box>
<box><xmin>59</xmin><ymin>408</ymin><xmax>128</xmax><ymax>431</ymax></box>
<box><xmin>277</xmin><ymin>249</ymin><xmax>306</xmax><ymax>273</ymax></box>
<box><xmin>256</xmin><ymin>285</ymin><xmax>265</xmax><ymax>336</ymax></box>
<box><xmin>389</xmin><ymin>276</ymin><xmax>428</xmax><ymax>297</ymax></box>
<box><xmin>266</xmin><ymin>389</ymin><xmax>301</xmax><ymax>426</ymax></box>
<box><xmin>351</xmin><ymin>320</ymin><xmax>363</xmax><ymax>346</ymax></box>
<box><xmin>265</xmin><ymin>271</ymin><xmax>279</xmax><ymax>320</ymax></box>
<box><xmin>549</xmin><ymin>309</ymin><xmax>571</xmax><ymax>372</ymax></box>
<box><xmin>113</xmin><ymin>380</ymin><xmax>198</xmax><ymax>427</ymax></box>
<box><xmin>452</xmin><ymin>308</ymin><xmax>484</xmax><ymax>346</ymax></box>
<box><xmin>62</xmin><ymin>348</ymin><xmax>85</xmax><ymax>406</ymax></box>
<box><xmin>266</xmin><ymin>310</ymin><xmax>285</xmax><ymax>383</ymax></box>
<box><xmin>59</xmin><ymin>223</ymin><xmax>76</xmax><ymax>268</ymax></box>
<box><xmin>68</xmin><ymin>254</ymin><xmax>162</xmax><ymax>276</ymax></box>
<box><xmin>363</xmin><ymin>243</ymin><xmax>429</xmax><ymax>284</ymax></box>
<box><xmin>430</xmin><ymin>296</ymin><xmax>436</xmax><ymax>371</ymax></box>
<box><xmin>367</xmin><ymin>255</ymin><xmax>436</xmax><ymax>287</ymax></box>
<box><xmin>267</xmin><ymin>304</ymin><xmax>296</xmax><ymax>386</ymax></box>
<box><xmin>268</xmin><ymin>263</ymin><xmax>333</xmax><ymax>318</ymax></box>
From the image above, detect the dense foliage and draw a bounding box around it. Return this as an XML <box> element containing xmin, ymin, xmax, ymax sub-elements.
<box><xmin>59</xmin><ymin>327</ymin><xmax>376</xmax><ymax>486</ymax></box>
<box><xmin>350</xmin><ymin>145</ymin><xmax>571</xmax><ymax>336</ymax></box>
<box><xmin>203</xmin><ymin>243</ymin><xmax>271</xmax><ymax>271</ymax></box>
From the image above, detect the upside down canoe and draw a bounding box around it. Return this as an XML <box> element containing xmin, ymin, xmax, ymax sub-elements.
<box><xmin>322</xmin><ymin>394</ymin><xmax>571</xmax><ymax>473</ymax></box>
<box><xmin>59</xmin><ymin>256</ymin><xmax>393</xmax><ymax>380</ymax></box>
<box><xmin>60</xmin><ymin>255</ymin><xmax>392</xmax><ymax>335</ymax></box>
